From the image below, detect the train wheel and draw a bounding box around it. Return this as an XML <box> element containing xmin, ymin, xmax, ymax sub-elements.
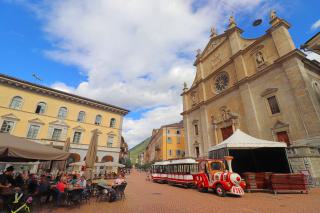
<box><xmin>197</xmin><ymin>184</ymin><xmax>208</xmax><ymax>193</ymax></box>
<box><xmin>215</xmin><ymin>184</ymin><xmax>226</xmax><ymax>197</ymax></box>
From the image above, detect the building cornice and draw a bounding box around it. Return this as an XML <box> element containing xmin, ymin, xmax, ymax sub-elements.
<box><xmin>0</xmin><ymin>73</ymin><xmax>129</xmax><ymax>116</ymax></box>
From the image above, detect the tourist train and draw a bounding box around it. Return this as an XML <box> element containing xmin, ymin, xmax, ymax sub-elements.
<box><xmin>151</xmin><ymin>156</ymin><xmax>246</xmax><ymax>197</ymax></box>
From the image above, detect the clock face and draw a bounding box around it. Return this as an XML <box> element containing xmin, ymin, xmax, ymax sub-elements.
<box><xmin>215</xmin><ymin>72</ymin><xmax>229</xmax><ymax>93</ymax></box>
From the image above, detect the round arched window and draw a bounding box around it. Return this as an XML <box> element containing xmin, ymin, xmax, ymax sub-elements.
<box><xmin>215</xmin><ymin>72</ymin><xmax>229</xmax><ymax>93</ymax></box>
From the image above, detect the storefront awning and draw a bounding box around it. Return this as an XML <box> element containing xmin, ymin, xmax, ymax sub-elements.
<box><xmin>0</xmin><ymin>133</ymin><xmax>70</xmax><ymax>161</ymax></box>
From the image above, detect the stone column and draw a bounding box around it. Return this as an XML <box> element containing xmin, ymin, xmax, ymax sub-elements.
<box><xmin>199</xmin><ymin>106</ymin><xmax>210</xmax><ymax>157</ymax></box>
<box><xmin>183</xmin><ymin>115</ymin><xmax>192</xmax><ymax>157</ymax></box>
<box><xmin>268</xmin><ymin>18</ymin><xmax>295</xmax><ymax>57</ymax></box>
<box><xmin>282</xmin><ymin>57</ymin><xmax>320</xmax><ymax>137</ymax></box>
<box><xmin>238</xmin><ymin>83</ymin><xmax>262</xmax><ymax>138</ymax></box>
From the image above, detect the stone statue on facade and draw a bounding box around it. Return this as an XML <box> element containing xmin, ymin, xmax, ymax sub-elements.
<box><xmin>228</xmin><ymin>15</ymin><xmax>236</xmax><ymax>28</ymax></box>
<box><xmin>183</xmin><ymin>82</ymin><xmax>188</xmax><ymax>92</ymax></box>
<box><xmin>196</xmin><ymin>49</ymin><xmax>202</xmax><ymax>57</ymax></box>
<box><xmin>210</xmin><ymin>27</ymin><xmax>217</xmax><ymax>37</ymax></box>
<box><xmin>270</xmin><ymin>9</ymin><xmax>277</xmax><ymax>20</ymax></box>
<box><xmin>255</xmin><ymin>51</ymin><xmax>265</xmax><ymax>66</ymax></box>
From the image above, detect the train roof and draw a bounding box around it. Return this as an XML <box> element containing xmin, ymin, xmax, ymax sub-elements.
<box><xmin>168</xmin><ymin>158</ymin><xmax>198</xmax><ymax>164</ymax></box>
<box><xmin>153</xmin><ymin>158</ymin><xmax>198</xmax><ymax>166</ymax></box>
<box><xmin>153</xmin><ymin>161</ymin><xmax>170</xmax><ymax>166</ymax></box>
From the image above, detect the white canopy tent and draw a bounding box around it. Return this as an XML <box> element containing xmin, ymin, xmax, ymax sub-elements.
<box><xmin>208</xmin><ymin>129</ymin><xmax>290</xmax><ymax>173</ymax></box>
<box><xmin>209</xmin><ymin>129</ymin><xmax>287</xmax><ymax>151</ymax></box>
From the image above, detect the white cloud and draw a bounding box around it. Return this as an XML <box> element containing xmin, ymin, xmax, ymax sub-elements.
<box><xmin>123</xmin><ymin>104</ymin><xmax>183</xmax><ymax>148</ymax></box>
<box><xmin>19</xmin><ymin>0</ymin><xmax>272</xmax><ymax>147</ymax></box>
<box><xmin>311</xmin><ymin>19</ymin><xmax>320</xmax><ymax>30</ymax></box>
<box><xmin>51</xmin><ymin>82</ymin><xmax>75</xmax><ymax>93</ymax></box>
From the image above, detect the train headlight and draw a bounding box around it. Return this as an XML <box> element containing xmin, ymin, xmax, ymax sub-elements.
<box><xmin>230</xmin><ymin>173</ymin><xmax>241</xmax><ymax>186</ymax></box>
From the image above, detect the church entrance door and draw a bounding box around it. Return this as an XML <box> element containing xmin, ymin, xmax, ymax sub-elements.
<box><xmin>276</xmin><ymin>131</ymin><xmax>290</xmax><ymax>146</ymax></box>
<box><xmin>221</xmin><ymin>126</ymin><xmax>233</xmax><ymax>140</ymax></box>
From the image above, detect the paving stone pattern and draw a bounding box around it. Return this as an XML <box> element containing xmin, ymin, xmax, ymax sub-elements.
<box><xmin>50</xmin><ymin>170</ymin><xmax>320</xmax><ymax>213</ymax></box>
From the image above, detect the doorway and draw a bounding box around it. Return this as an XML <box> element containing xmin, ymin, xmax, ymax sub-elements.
<box><xmin>276</xmin><ymin>131</ymin><xmax>290</xmax><ymax>146</ymax></box>
<box><xmin>221</xmin><ymin>126</ymin><xmax>233</xmax><ymax>140</ymax></box>
<box><xmin>195</xmin><ymin>147</ymin><xmax>200</xmax><ymax>158</ymax></box>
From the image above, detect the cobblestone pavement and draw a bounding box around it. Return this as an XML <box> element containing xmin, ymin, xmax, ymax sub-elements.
<box><xmin>46</xmin><ymin>170</ymin><xmax>320</xmax><ymax>213</ymax></box>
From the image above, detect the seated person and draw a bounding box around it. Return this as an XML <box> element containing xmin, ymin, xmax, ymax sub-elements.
<box><xmin>55</xmin><ymin>177</ymin><xmax>66</xmax><ymax>206</ymax></box>
<box><xmin>14</xmin><ymin>173</ymin><xmax>24</xmax><ymax>188</ymax></box>
<box><xmin>0</xmin><ymin>166</ymin><xmax>14</xmax><ymax>189</ymax></box>
<box><xmin>38</xmin><ymin>175</ymin><xmax>50</xmax><ymax>194</ymax></box>
<box><xmin>69</xmin><ymin>175</ymin><xmax>78</xmax><ymax>186</ymax></box>
<box><xmin>27</xmin><ymin>174</ymin><xmax>39</xmax><ymax>196</ymax></box>
<box><xmin>113</xmin><ymin>175</ymin><xmax>126</xmax><ymax>185</ymax></box>
<box><xmin>78</xmin><ymin>176</ymin><xmax>87</xmax><ymax>188</ymax></box>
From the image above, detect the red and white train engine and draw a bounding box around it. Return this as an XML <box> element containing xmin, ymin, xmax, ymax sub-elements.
<box><xmin>194</xmin><ymin>156</ymin><xmax>246</xmax><ymax>197</ymax></box>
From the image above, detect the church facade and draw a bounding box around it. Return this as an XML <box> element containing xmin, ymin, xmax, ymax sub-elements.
<box><xmin>182</xmin><ymin>12</ymin><xmax>320</xmax><ymax>158</ymax></box>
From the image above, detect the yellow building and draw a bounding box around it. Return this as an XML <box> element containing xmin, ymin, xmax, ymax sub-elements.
<box><xmin>145</xmin><ymin>121</ymin><xmax>185</xmax><ymax>162</ymax></box>
<box><xmin>0</xmin><ymin>74</ymin><xmax>129</xmax><ymax>163</ymax></box>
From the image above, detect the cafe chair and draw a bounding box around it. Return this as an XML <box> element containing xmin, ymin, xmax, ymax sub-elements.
<box><xmin>69</xmin><ymin>189</ymin><xmax>83</xmax><ymax>208</ymax></box>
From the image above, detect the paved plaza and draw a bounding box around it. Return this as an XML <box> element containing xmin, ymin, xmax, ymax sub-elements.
<box><xmin>44</xmin><ymin>170</ymin><xmax>320</xmax><ymax>213</ymax></box>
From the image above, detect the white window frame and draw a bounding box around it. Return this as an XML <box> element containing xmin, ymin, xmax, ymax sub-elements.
<box><xmin>35</xmin><ymin>102</ymin><xmax>47</xmax><ymax>115</ymax></box>
<box><xmin>107</xmin><ymin>135</ymin><xmax>115</xmax><ymax>148</ymax></box>
<box><xmin>57</xmin><ymin>107</ymin><xmax>68</xmax><ymax>119</ymax></box>
<box><xmin>26</xmin><ymin>124</ymin><xmax>41</xmax><ymax>139</ymax></box>
<box><xmin>72</xmin><ymin>131</ymin><xmax>82</xmax><ymax>144</ymax></box>
<box><xmin>95</xmin><ymin>115</ymin><xmax>102</xmax><ymax>125</ymax></box>
<box><xmin>9</xmin><ymin>96</ymin><xmax>23</xmax><ymax>110</ymax></box>
<box><xmin>0</xmin><ymin>120</ymin><xmax>16</xmax><ymax>133</ymax></box>
<box><xmin>110</xmin><ymin>118</ymin><xmax>116</xmax><ymax>128</ymax></box>
<box><xmin>77</xmin><ymin>111</ymin><xmax>86</xmax><ymax>123</ymax></box>
<box><xmin>51</xmin><ymin>128</ymin><xmax>62</xmax><ymax>141</ymax></box>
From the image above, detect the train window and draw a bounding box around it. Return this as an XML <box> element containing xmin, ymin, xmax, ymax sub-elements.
<box><xmin>185</xmin><ymin>165</ymin><xmax>190</xmax><ymax>173</ymax></box>
<box><xmin>190</xmin><ymin>164</ymin><xmax>199</xmax><ymax>173</ymax></box>
<box><xmin>211</xmin><ymin>162</ymin><xmax>222</xmax><ymax>170</ymax></box>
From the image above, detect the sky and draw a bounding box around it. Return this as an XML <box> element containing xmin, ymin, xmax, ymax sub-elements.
<box><xmin>0</xmin><ymin>0</ymin><xmax>319</xmax><ymax>148</ymax></box>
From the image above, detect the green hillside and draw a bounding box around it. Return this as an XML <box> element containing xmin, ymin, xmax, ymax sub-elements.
<box><xmin>129</xmin><ymin>137</ymin><xmax>151</xmax><ymax>164</ymax></box>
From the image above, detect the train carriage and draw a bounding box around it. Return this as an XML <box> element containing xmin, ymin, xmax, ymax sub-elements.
<box><xmin>151</xmin><ymin>156</ymin><xmax>246</xmax><ymax>197</ymax></box>
<box><xmin>151</xmin><ymin>161</ymin><xmax>169</xmax><ymax>183</ymax></box>
<box><xmin>166</xmin><ymin>158</ymin><xmax>199</xmax><ymax>187</ymax></box>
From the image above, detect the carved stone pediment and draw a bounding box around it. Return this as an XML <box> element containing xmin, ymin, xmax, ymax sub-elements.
<box><xmin>260</xmin><ymin>88</ymin><xmax>278</xmax><ymax>97</ymax></box>
<box><xmin>212</xmin><ymin>106</ymin><xmax>240</xmax><ymax>127</ymax></box>
<box><xmin>28</xmin><ymin>118</ymin><xmax>45</xmax><ymax>125</ymax></box>
<box><xmin>201</xmin><ymin>36</ymin><xmax>226</xmax><ymax>59</ymax></box>
<box><xmin>192</xmin><ymin>120</ymin><xmax>199</xmax><ymax>125</ymax></box>
<box><xmin>272</xmin><ymin>120</ymin><xmax>289</xmax><ymax>129</ymax></box>
<box><xmin>73</xmin><ymin>125</ymin><xmax>85</xmax><ymax>131</ymax></box>
<box><xmin>107</xmin><ymin>131</ymin><xmax>116</xmax><ymax>136</ymax></box>
<box><xmin>1</xmin><ymin>113</ymin><xmax>20</xmax><ymax>121</ymax></box>
<box><xmin>49</xmin><ymin>120</ymin><xmax>69</xmax><ymax>127</ymax></box>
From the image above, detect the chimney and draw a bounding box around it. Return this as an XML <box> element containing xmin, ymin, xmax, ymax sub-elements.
<box><xmin>224</xmin><ymin>156</ymin><xmax>234</xmax><ymax>173</ymax></box>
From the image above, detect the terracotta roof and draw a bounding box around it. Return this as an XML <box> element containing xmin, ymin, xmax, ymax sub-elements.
<box><xmin>161</xmin><ymin>120</ymin><xmax>183</xmax><ymax>128</ymax></box>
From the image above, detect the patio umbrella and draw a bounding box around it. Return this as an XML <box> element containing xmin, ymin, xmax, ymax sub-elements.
<box><xmin>84</xmin><ymin>129</ymin><xmax>101</xmax><ymax>179</ymax></box>
<box><xmin>63</xmin><ymin>137</ymin><xmax>71</xmax><ymax>152</ymax></box>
